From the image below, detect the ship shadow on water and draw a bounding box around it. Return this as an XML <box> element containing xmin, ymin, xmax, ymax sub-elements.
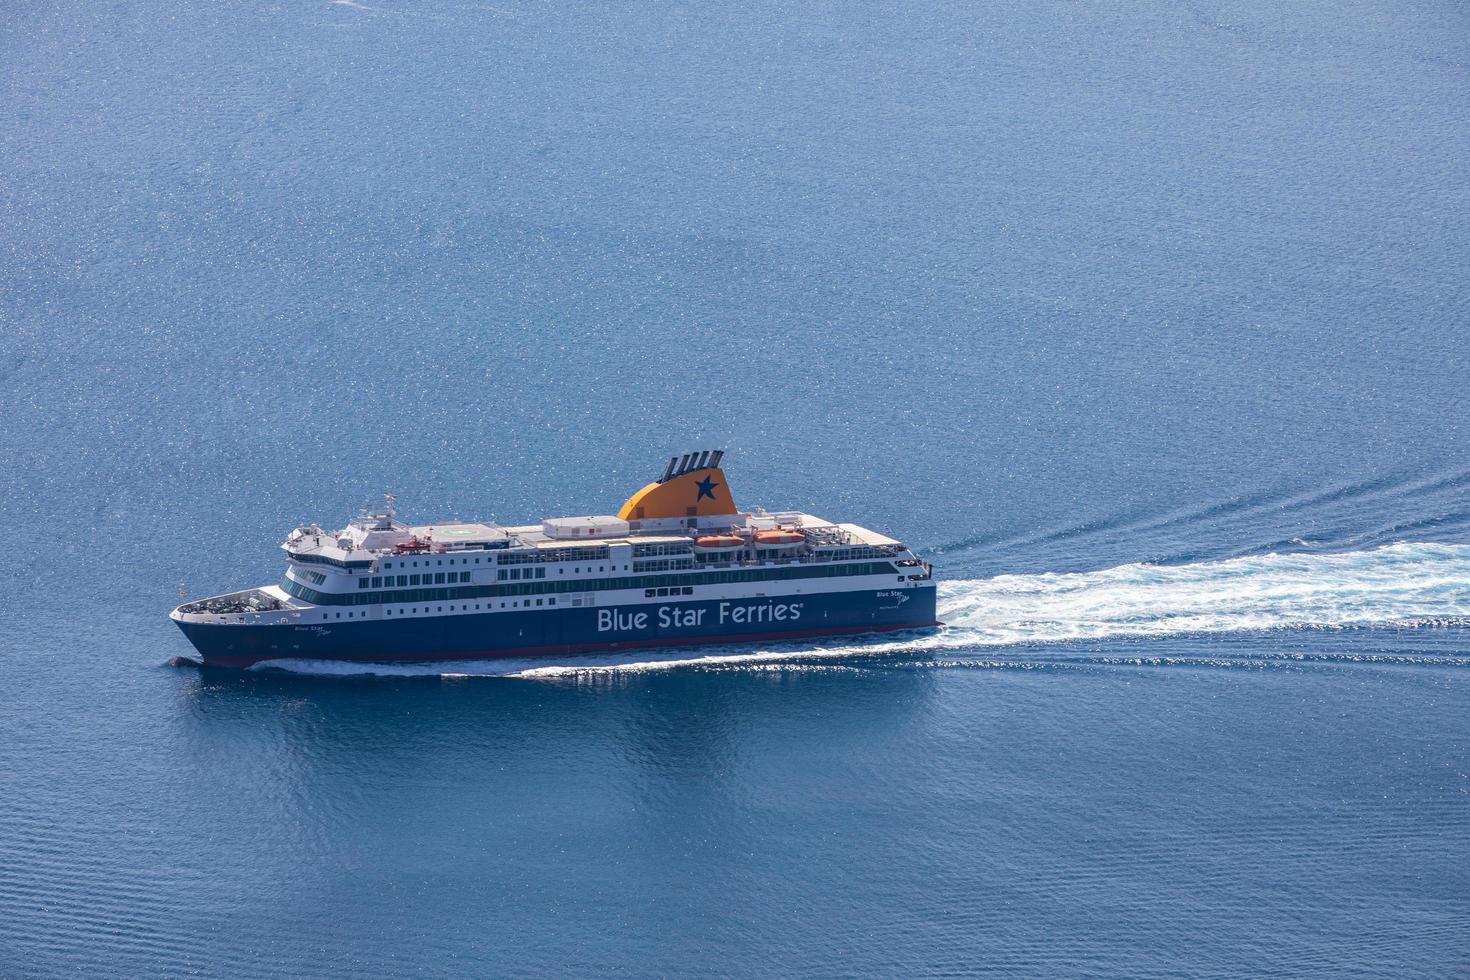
<box><xmin>163</xmin><ymin>641</ymin><xmax>942</xmax><ymax>836</ymax></box>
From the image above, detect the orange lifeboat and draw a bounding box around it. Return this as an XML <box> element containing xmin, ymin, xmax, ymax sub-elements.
<box><xmin>753</xmin><ymin>529</ymin><xmax>804</xmax><ymax>548</ymax></box>
<box><xmin>694</xmin><ymin>534</ymin><xmax>744</xmax><ymax>551</ymax></box>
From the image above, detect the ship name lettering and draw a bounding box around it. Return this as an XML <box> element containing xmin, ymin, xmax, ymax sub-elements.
<box><xmin>598</xmin><ymin>609</ymin><xmax>649</xmax><ymax>632</ymax></box>
<box><xmin>598</xmin><ymin>601</ymin><xmax>805</xmax><ymax>633</ymax></box>
<box><xmin>659</xmin><ymin>606</ymin><xmax>706</xmax><ymax>628</ymax></box>
<box><xmin>718</xmin><ymin>601</ymin><xmax>803</xmax><ymax>626</ymax></box>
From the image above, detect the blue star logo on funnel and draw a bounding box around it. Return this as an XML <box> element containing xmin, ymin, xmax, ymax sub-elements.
<box><xmin>695</xmin><ymin>475</ymin><xmax>719</xmax><ymax>501</ymax></box>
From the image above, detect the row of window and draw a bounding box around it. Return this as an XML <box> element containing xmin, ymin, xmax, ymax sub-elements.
<box><xmin>632</xmin><ymin>558</ymin><xmax>694</xmax><ymax>573</ymax></box>
<box><xmin>375</xmin><ymin>548</ymin><xmax>610</xmax><ymax>572</ymax></box>
<box><xmin>352</xmin><ymin>563</ymin><xmax>682</xmax><ymax>588</ymax></box>
<box><xmin>811</xmin><ymin>546</ymin><xmax>898</xmax><ymax>562</ymax></box>
<box><xmin>356</xmin><ymin>571</ymin><xmax>474</xmax><ymax>589</ymax></box>
<box><xmin>383</xmin><ymin>597</ymin><xmax>555</xmax><ymax>616</ymax></box>
<box><xmin>631</xmin><ymin>542</ymin><xmax>692</xmax><ymax>558</ymax></box>
<box><xmin>290</xmin><ymin>552</ymin><xmax>373</xmax><ymax>570</ymax></box>
<box><xmin>498</xmin><ymin>546</ymin><xmax>611</xmax><ymax>565</ymax></box>
<box><xmin>281</xmin><ymin>561</ymin><xmax>899</xmax><ymax>607</ymax></box>
<box><xmin>379</xmin><ymin>555</ymin><xmax>483</xmax><ymax>571</ymax></box>
<box><xmin>303</xmin><ymin>541</ymin><xmax>884</xmax><ymax>578</ymax></box>
<box><xmin>315</xmin><ymin>596</ymin><xmax>559</xmax><ymax>622</ymax></box>
<box><xmin>498</xmin><ymin>567</ymin><xmax>548</xmax><ymax>581</ymax></box>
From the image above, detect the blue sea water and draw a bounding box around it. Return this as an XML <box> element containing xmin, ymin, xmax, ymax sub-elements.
<box><xmin>3</xmin><ymin>0</ymin><xmax>1470</xmax><ymax>976</ymax></box>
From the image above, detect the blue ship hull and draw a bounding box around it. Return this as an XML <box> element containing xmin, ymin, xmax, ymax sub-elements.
<box><xmin>174</xmin><ymin>585</ymin><xmax>939</xmax><ymax>668</ymax></box>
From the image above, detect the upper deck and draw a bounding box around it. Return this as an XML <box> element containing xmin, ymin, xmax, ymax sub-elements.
<box><xmin>282</xmin><ymin>510</ymin><xmax>906</xmax><ymax>575</ymax></box>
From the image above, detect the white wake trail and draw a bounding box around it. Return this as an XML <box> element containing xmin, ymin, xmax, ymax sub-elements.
<box><xmin>934</xmin><ymin>541</ymin><xmax>1470</xmax><ymax>646</ymax></box>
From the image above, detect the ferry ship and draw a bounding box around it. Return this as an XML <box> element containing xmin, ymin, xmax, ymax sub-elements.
<box><xmin>170</xmin><ymin>452</ymin><xmax>938</xmax><ymax>668</ymax></box>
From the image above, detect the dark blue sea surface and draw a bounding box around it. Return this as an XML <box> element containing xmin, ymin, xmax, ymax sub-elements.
<box><xmin>3</xmin><ymin>1</ymin><xmax>1469</xmax><ymax>976</ymax></box>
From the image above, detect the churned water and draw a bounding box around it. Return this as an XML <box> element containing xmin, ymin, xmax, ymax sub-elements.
<box><xmin>3</xmin><ymin>1</ymin><xmax>1469</xmax><ymax>976</ymax></box>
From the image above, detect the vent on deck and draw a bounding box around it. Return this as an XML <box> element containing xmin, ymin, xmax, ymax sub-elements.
<box><xmin>658</xmin><ymin>449</ymin><xmax>724</xmax><ymax>483</ymax></box>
